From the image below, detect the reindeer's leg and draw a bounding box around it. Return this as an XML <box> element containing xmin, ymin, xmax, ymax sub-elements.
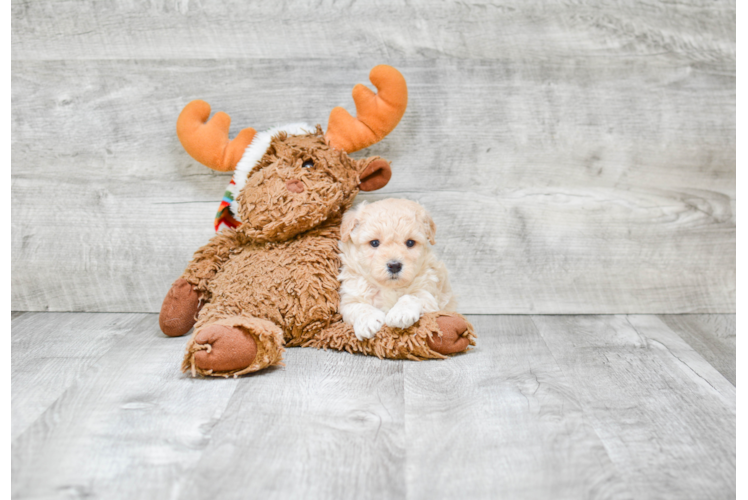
<box><xmin>181</xmin><ymin>305</ymin><xmax>285</xmax><ymax>378</ymax></box>
<box><xmin>307</xmin><ymin>312</ymin><xmax>475</xmax><ymax>360</ymax></box>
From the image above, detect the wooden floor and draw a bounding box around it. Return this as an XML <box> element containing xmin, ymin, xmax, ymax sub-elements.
<box><xmin>11</xmin><ymin>312</ymin><xmax>735</xmax><ymax>499</ymax></box>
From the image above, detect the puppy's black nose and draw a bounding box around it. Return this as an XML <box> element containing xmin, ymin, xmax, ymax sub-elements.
<box><xmin>387</xmin><ymin>261</ymin><xmax>403</xmax><ymax>274</ymax></box>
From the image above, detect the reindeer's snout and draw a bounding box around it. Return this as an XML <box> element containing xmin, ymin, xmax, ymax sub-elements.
<box><xmin>285</xmin><ymin>179</ymin><xmax>305</xmax><ymax>193</ymax></box>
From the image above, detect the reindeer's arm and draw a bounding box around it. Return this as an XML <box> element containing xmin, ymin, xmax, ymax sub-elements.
<box><xmin>180</xmin><ymin>230</ymin><xmax>246</xmax><ymax>296</ymax></box>
<box><xmin>160</xmin><ymin>230</ymin><xmax>246</xmax><ymax>337</ymax></box>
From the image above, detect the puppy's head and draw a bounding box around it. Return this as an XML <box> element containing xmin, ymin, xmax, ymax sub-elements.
<box><xmin>340</xmin><ymin>198</ymin><xmax>436</xmax><ymax>289</ymax></box>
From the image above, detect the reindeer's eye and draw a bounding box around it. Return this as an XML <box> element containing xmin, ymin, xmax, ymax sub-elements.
<box><xmin>406</xmin><ymin>240</ymin><xmax>416</xmax><ymax>248</ymax></box>
<box><xmin>370</xmin><ymin>240</ymin><xmax>380</xmax><ymax>248</ymax></box>
<box><xmin>302</xmin><ymin>159</ymin><xmax>314</xmax><ymax>169</ymax></box>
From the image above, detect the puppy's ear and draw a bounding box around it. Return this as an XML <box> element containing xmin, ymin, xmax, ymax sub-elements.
<box><xmin>341</xmin><ymin>203</ymin><xmax>366</xmax><ymax>242</ymax></box>
<box><xmin>417</xmin><ymin>206</ymin><xmax>437</xmax><ymax>245</ymax></box>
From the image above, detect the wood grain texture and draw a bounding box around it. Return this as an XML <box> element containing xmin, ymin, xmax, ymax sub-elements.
<box><xmin>732</xmin><ymin>314</ymin><xmax>748</xmax><ymax>388</ymax></box>
<box><xmin>11</xmin><ymin>313</ymin><xmax>732</xmax><ymax>500</ymax></box>
<box><xmin>733</xmin><ymin>386</ymin><xmax>748</xmax><ymax>500</ymax></box>
<box><xmin>12</xmin><ymin>313</ymin><xmax>241</xmax><ymax>499</ymax></box>
<box><xmin>11</xmin><ymin>0</ymin><xmax>735</xmax><ymax>63</ymax></box>
<box><xmin>10</xmin><ymin>58</ymin><xmax>736</xmax><ymax>191</ymax></box>
<box><xmin>177</xmin><ymin>347</ymin><xmax>406</xmax><ymax>500</ymax></box>
<box><xmin>11</xmin><ymin>56</ymin><xmax>735</xmax><ymax>313</ymax></box>
<box><xmin>727</xmin><ymin>191</ymin><xmax>748</xmax><ymax>313</ymax></box>
<box><xmin>532</xmin><ymin>315</ymin><xmax>735</xmax><ymax>500</ymax></box>
<box><xmin>11</xmin><ymin>312</ymin><xmax>736</xmax><ymax>499</ymax></box>
<box><xmin>10</xmin><ymin>176</ymin><xmax>735</xmax><ymax>314</ymax></box>
<box><xmin>11</xmin><ymin>312</ymin><xmax>150</xmax><ymax>440</ymax></box>
<box><xmin>732</xmin><ymin>223</ymin><xmax>748</xmax><ymax>313</ymax></box>
<box><xmin>403</xmin><ymin>315</ymin><xmax>631</xmax><ymax>499</ymax></box>
<box><xmin>658</xmin><ymin>314</ymin><xmax>736</xmax><ymax>385</ymax></box>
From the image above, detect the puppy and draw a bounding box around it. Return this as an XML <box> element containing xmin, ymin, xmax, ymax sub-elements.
<box><xmin>338</xmin><ymin>198</ymin><xmax>457</xmax><ymax>340</ymax></box>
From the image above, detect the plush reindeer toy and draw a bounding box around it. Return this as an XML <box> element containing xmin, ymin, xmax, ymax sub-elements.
<box><xmin>159</xmin><ymin>65</ymin><xmax>475</xmax><ymax>377</ymax></box>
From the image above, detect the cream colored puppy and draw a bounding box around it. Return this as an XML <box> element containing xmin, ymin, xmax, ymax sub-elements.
<box><xmin>338</xmin><ymin>198</ymin><xmax>457</xmax><ymax>340</ymax></box>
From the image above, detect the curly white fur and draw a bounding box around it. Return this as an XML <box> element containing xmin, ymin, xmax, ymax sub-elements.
<box><xmin>338</xmin><ymin>198</ymin><xmax>457</xmax><ymax>340</ymax></box>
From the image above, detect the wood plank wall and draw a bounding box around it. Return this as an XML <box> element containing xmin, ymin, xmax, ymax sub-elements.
<box><xmin>11</xmin><ymin>0</ymin><xmax>735</xmax><ymax>314</ymax></box>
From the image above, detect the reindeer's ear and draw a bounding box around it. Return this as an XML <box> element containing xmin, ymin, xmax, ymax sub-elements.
<box><xmin>358</xmin><ymin>158</ymin><xmax>392</xmax><ymax>192</ymax></box>
<box><xmin>341</xmin><ymin>203</ymin><xmax>366</xmax><ymax>242</ymax></box>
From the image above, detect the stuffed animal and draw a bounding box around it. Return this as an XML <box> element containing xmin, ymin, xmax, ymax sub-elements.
<box><xmin>159</xmin><ymin>65</ymin><xmax>476</xmax><ymax>377</ymax></box>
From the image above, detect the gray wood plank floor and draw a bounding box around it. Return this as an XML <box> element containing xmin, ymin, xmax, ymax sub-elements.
<box><xmin>11</xmin><ymin>312</ymin><xmax>735</xmax><ymax>500</ymax></box>
<box><xmin>532</xmin><ymin>315</ymin><xmax>735</xmax><ymax>500</ymax></box>
<box><xmin>733</xmin><ymin>386</ymin><xmax>748</xmax><ymax>500</ymax></box>
<box><xmin>657</xmin><ymin>314</ymin><xmax>736</xmax><ymax>385</ymax></box>
<box><xmin>732</xmin><ymin>314</ymin><xmax>748</xmax><ymax>388</ymax></box>
<box><xmin>404</xmin><ymin>316</ymin><xmax>631</xmax><ymax>500</ymax></box>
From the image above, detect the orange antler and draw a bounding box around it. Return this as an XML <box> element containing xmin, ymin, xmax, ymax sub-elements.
<box><xmin>325</xmin><ymin>65</ymin><xmax>408</xmax><ymax>153</ymax></box>
<box><xmin>176</xmin><ymin>100</ymin><xmax>256</xmax><ymax>172</ymax></box>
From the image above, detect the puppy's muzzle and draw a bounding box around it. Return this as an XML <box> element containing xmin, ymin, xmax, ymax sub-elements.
<box><xmin>387</xmin><ymin>261</ymin><xmax>403</xmax><ymax>276</ymax></box>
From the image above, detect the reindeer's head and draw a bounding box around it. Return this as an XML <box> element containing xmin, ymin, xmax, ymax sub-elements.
<box><xmin>176</xmin><ymin>65</ymin><xmax>407</xmax><ymax>242</ymax></box>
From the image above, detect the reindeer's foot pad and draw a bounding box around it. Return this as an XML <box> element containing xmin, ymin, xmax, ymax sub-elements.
<box><xmin>428</xmin><ymin>314</ymin><xmax>475</xmax><ymax>355</ymax></box>
<box><xmin>159</xmin><ymin>278</ymin><xmax>202</xmax><ymax>337</ymax></box>
<box><xmin>193</xmin><ymin>325</ymin><xmax>257</xmax><ymax>373</ymax></box>
<box><xmin>182</xmin><ymin>316</ymin><xmax>285</xmax><ymax>378</ymax></box>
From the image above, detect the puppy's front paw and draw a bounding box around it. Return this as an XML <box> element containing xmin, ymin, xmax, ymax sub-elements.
<box><xmin>354</xmin><ymin>309</ymin><xmax>386</xmax><ymax>341</ymax></box>
<box><xmin>386</xmin><ymin>296</ymin><xmax>423</xmax><ymax>329</ymax></box>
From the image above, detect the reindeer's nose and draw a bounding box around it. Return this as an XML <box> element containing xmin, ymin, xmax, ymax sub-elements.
<box><xmin>286</xmin><ymin>179</ymin><xmax>305</xmax><ymax>193</ymax></box>
<box><xmin>387</xmin><ymin>261</ymin><xmax>403</xmax><ymax>274</ymax></box>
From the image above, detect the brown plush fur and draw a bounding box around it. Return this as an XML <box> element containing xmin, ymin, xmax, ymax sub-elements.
<box><xmin>306</xmin><ymin>312</ymin><xmax>476</xmax><ymax>360</ymax></box>
<box><xmin>164</xmin><ymin>128</ymin><xmax>475</xmax><ymax>377</ymax></box>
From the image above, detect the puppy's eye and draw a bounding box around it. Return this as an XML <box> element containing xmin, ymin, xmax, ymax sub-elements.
<box><xmin>302</xmin><ymin>159</ymin><xmax>314</xmax><ymax>169</ymax></box>
<box><xmin>406</xmin><ymin>239</ymin><xmax>416</xmax><ymax>248</ymax></box>
<box><xmin>369</xmin><ymin>240</ymin><xmax>380</xmax><ymax>248</ymax></box>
